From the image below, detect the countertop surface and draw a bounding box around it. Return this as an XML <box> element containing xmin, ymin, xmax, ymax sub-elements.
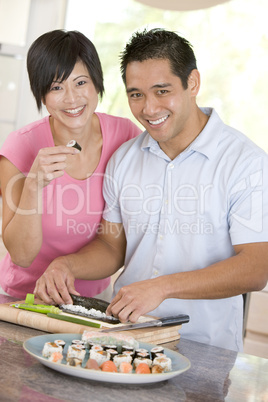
<box><xmin>0</xmin><ymin>295</ymin><xmax>267</xmax><ymax>402</ymax></box>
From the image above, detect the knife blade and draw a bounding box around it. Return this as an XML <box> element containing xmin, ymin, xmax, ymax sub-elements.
<box><xmin>100</xmin><ymin>314</ymin><xmax>189</xmax><ymax>332</ymax></box>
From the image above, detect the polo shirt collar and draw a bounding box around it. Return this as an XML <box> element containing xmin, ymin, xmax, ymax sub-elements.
<box><xmin>141</xmin><ymin>107</ymin><xmax>224</xmax><ymax>160</ymax></box>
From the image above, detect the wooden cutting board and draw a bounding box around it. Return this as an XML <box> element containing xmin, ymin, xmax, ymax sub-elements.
<box><xmin>0</xmin><ymin>300</ymin><xmax>181</xmax><ymax>345</ymax></box>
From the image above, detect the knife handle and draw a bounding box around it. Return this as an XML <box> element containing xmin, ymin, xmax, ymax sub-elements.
<box><xmin>160</xmin><ymin>314</ymin><xmax>190</xmax><ymax>326</ymax></box>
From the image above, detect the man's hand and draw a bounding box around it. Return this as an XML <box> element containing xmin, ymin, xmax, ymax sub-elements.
<box><xmin>34</xmin><ymin>256</ymin><xmax>80</xmax><ymax>305</ymax></box>
<box><xmin>106</xmin><ymin>277</ymin><xmax>165</xmax><ymax>323</ymax></box>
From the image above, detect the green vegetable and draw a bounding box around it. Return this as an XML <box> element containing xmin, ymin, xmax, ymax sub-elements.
<box><xmin>12</xmin><ymin>303</ymin><xmax>61</xmax><ymax>314</ymax></box>
<box><xmin>47</xmin><ymin>313</ymin><xmax>101</xmax><ymax>328</ymax></box>
<box><xmin>25</xmin><ymin>293</ymin><xmax>35</xmax><ymax>305</ymax></box>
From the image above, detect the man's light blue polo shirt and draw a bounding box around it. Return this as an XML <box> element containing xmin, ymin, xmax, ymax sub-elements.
<box><xmin>103</xmin><ymin>108</ymin><xmax>268</xmax><ymax>351</ymax></box>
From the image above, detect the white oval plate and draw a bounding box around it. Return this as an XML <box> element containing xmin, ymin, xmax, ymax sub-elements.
<box><xmin>23</xmin><ymin>333</ymin><xmax>191</xmax><ymax>384</ymax></box>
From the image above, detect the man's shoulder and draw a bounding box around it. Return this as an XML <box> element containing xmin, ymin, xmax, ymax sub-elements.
<box><xmin>111</xmin><ymin>130</ymin><xmax>146</xmax><ymax>158</ymax></box>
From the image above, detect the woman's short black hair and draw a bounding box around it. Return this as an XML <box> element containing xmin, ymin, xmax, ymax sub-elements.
<box><xmin>27</xmin><ymin>30</ymin><xmax>104</xmax><ymax>110</ymax></box>
<box><xmin>120</xmin><ymin>28</ymin><xmax>197</xmax><ymax>89</ymax></box>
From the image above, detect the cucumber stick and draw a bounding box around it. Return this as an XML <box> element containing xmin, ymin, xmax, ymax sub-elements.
<box><xmin>47</xmin><ymin>312</ymin><xmax>101</xmax><ymax>328</ymax></box>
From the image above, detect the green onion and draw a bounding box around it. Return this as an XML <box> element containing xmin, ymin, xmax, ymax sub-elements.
<box><xmin>25</xmin><ymin>293</ymin><xmax>35</xmax><ymax>305</ymax></box>
<box><xmin>47</xmin><ymin>313</ymin><xmax>101</xmax><ymax>328</ymax></box>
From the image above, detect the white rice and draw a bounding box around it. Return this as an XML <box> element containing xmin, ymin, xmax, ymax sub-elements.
<box><xmin>60</xmin><ymin>303</ymin><xmax>117</xmax><ymax>320</ymax></box>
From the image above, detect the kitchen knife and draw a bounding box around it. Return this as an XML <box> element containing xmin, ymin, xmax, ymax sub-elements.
<box><xmin>100</xmin><ymin>314</ymin><xmax>189</xmax><ymax>332</ymax></box>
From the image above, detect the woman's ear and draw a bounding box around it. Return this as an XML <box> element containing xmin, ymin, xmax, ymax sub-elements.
<box><xmin>188</xmin><ymin>69</ymin><xmax>201</xmax><ymax>97</ymax></box>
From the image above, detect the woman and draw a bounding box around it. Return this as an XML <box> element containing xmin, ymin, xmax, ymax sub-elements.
<box><xmin>0</xmin><ymin>30</ymin><xmax>141</xmax><ymax>301</ymax></box>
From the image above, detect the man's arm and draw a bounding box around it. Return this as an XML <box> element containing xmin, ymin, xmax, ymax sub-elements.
<box><xmin>34</xmin><ymin>219</ymin><xmax>126</xmax><ymax>305</ymax></box>
<box><xmin>106</xmin><ymin>242</ymin><xmax>268</xmax><ymax>323</ymax></box>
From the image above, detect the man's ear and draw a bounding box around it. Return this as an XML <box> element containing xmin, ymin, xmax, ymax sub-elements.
<box><xmin>188</xmin><ymin>69</ymin><xmax>200</xmax><ymax>97</ymax></box>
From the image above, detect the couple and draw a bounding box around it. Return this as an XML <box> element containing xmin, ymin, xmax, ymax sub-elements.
<box><xmin>1</xmin><ymin>28</ymin><xmax>267</xmax><ymax>353</ymax></box>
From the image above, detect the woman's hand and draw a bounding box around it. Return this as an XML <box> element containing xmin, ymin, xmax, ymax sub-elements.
<box><xmin>29</xmin><ymin>145</ymin><xmax>79</xmax><ymax>189</ymax></box>
<box><xmin>34</xmin><ymin>255</ymin><xmax>80</xmax><ymax>305</ymax></box>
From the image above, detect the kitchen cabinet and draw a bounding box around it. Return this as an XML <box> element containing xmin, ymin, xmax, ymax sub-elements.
<box><xmin>243</xmin><ymin>282</ymin><xmax>268</xmax><ymax>358</ymax></box>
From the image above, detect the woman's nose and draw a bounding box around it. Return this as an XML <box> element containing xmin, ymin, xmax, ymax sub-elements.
<box><xmin>64</xmin><ymin>87</ymin><xmax>77</xmax><ymax>103</ymax></box>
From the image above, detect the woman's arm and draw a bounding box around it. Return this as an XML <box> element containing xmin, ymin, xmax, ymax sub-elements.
<box><xmin>0</xmin><ymin>146</ymin><xmax>78</xmax><ymax>267</ymax></box>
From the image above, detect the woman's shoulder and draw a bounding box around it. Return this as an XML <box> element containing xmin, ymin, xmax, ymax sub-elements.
<box><xmin>3</xmin><ymin>116</ymin><xmax>50</xmax><ymax>145</ymax></box>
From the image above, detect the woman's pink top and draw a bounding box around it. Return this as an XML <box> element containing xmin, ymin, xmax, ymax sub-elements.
<box><xmin>0</xmin><ymin>113</ymin><xmax>141</xmax><ymax>298</ymax></box>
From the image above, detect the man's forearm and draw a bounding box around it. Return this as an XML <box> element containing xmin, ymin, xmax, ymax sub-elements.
<box><xmin>162</xmin><ymin>242</ymin><xmax>268</xmax><ymax>301</ymax></box>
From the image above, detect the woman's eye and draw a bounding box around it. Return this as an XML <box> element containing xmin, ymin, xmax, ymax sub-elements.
<box><xmin>50</xmin><ymin>85</ymin><xmax>61</xmax><ymax>91</ymax></box>
<box><xmin>77</xmin><ymin>80</ymin><xmax>86</xmax><ymax>86</ymax></box>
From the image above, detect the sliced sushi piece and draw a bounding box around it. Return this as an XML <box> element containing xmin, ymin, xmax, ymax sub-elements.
<box><xmin>67</xmin><ymin>357</ymin><xmax>82</xmax><ymax>367</ymax></box>
<box><xmin>135</xmin><ymin>362</ymin><xmax>151</xmax><ymax>374</ymax></box>
<box><xmin>136</xmin><ymin>351</ymin><xmax>150</xmax><ymax>359</ymax></box>
<box><xmin>48</xmin><ymin>351</ymin><xmax>63</xmax><ymax>363</ymax></box>
<box><xmin>113</xmin><ymin>354</ymin><xmax>132</xmax><ymax>369</ymax></box>
<box><xmin>135</xmin><ymin>348</ymin><xmax>149</xmax><ymax>357</ymax></box>
<box><xmin>102</xmin><ymin>344</ymin><xmax>118</xmax><ymax>351</ymax></box>
<box><xmin>100</xmin><ymin>360</ymin><xmax>117</xmax><ymax>372</ymax></box>
<box><xmin>42</xmin><ymin>342</ymin><xmax>63</xmax><ymax>358</ymax></box>
<box><xmin>66</xmin><ymin>345</ymin><xmax>86</xmax><ymax>362</ymax></box>
<box><xmin>122</xmin><ymin>345</ymin><xmax>134</xmax><ymax>353</ymax></box>
<box><xmin>122</xmin><ymin>350</ymin><xmax>134</xmax><ymax>362</ymax></box>
<box><xmin>106</xmin><ymin>348</ymin><xmax>118</xmax><ymax>360</ymax></box>
<box><xmin>133</xmin><ymin>357</ymin><xmax>153</xmax><ymax>369</ymax></box>
<box><xmin>152</xmin><ymin>356</ymin><xmax>172</xmax><ymax>372</ymax></box>
<box><xmin>54</xmin><ymin>339</ymin><xmax>66</xmax><ymax>350</ymax></box>
<box><xmin>85</xmin><ymin>358</ymin><xmax>100</xmax><ymax>370</ymax></box>
<box><xmin>151</xmin><ymin>364</ymin><xmax>165</xmax><ymax>374</ymax></box>
<box><xmin>89</xmin><ymin>350</ymin><xmax>111</xmax><ymax>366</ymax></box>
<box><xmin>119</xmin><ymin>362</ymin><xmax>133</xmax><ymax>373</ymax></box>
<box><xmin>150</xmin><ymin>346</ymin><xmax>164</xmax><ymax>360</ymax></box>
<box><xmin>90</xmin><ymin>345</ymin><xmax>103</xmax><ymax>352</ymax></box>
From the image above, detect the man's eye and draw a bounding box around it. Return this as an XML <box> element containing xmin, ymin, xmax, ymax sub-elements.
<box><xmin>130</xmin><ymin>93</ymin><xmax>142</xmax><ymax>98</ymax></box>
<box><xmin>158</xmin><ymin>89</ymin><xmax>168</xmax><ymax>95</ymax></box>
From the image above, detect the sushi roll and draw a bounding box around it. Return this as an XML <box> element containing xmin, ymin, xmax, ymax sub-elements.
<box><xmin>85</xmin><ymin>358</ymin><xmax>100</xmax><ymax>370</ymax></box>
<box><xmin>66</xmin><ymin>139</ymin><xmax>82</xmax><ymax>152</ymax></box>
<box><xmin>67</xmin><ymin>345</ymin><xmax>86</xmax><ymax>362</ymax></box>
<box><xmin>135</xmin><ymin>348</ymin><xmax>149</xmax><ymax>358</ymax></box>
<box><xmin>48</xmin><ymin>351</ymin><xmax>63</xmax><ymax>364</ymax></box>
<box><xmin>100</xmin><ymin>360</ymin><xmax>117</xmax><ymax>372</ymax></box>
<box><xmin>152</xmin><ymin>356</ymin><xmax>172</xmax><ymax>372</ymax></box>
<box><xmin>67</xmin><ymin>357</ymin><xmax>82</xmax><ymax>367</ymax></box>
<box><xmin>133</xmin><ymin>357</ymin><xmax>153</xmax><ymax>369</ymax></box>
<box><xmin>42</xmin><ymin>342</ymin><xmax>63</xmax><ymax>358</ymax></box>
<box><xmin>72</xmin><ymin>340</ymin><xmax>85</xmax><ymax>347</ymax></box>
<box><xmin>90</xmin><ymin>344</ymin><xmax>103</xmax><ymax>353</ymax></box>
<box><xmin>122</xmin><ymin>345</ymin><xmax>134</xmax><ymax>353</ymax></box>
<box><xmin>150</xmin><ymin>346</ymin><xmax>164</xmax><ymax>360</ymax></box>
<box><xmin>102</xmin><ymin>344</ymin><xmax>118</xmax><ymax>351</ymax></box>
<box><xmin>54</xmin><ymin>339</ymin><xmax>66</xmax><ymax>350</ymax></box>
<box><xmin>106</xmin><ymin>348</ymin><xmax>118</xmax><ymax>360</ymax></box>
<box><xmin>151</xmin><ymin>364</ymin><xmax>165</xmax><ymax>374</ymax></box>
<box><xmin>135</xmin><ymin>362</ymin><xmax>151</xmax><ymax>374</ymax></box>
<box><xmin>136</xmin><ymin>351</ymin><xmax>150</xmax><ymax>359</ymax></box>
<box><xmin>122</xmin><ymin>350</ymin><xmax>135</xmax><ymax>362</ymax></box>
<box><xmin>119</xmin><ymin>362</ymin><xmax>133</xmax><ymax>373</ymax></box>
<box><xmin>113</xmin><ymin>353</ymin><xmax>132</xmax><ymax>369</ymax></box>
<box><xmin>89</xmin><ymin>349</ymin><xmax>110</xmax><ymax>366</ymax></box>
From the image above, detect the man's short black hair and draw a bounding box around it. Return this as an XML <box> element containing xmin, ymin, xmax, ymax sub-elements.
<box><xmin>120</xmin><ymin>28</ymin><xmax>197</xmax><ymax>89</ymax></box>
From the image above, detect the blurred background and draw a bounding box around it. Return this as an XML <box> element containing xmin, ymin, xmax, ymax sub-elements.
<box><xmin>0</xmin><ymin>0</ymin><xmax>267</xmax><ymax>358</ymax></box>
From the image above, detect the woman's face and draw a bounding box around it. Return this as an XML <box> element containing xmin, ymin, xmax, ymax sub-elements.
<box><xmin>44</xmin><ymin>61</ymin><xmax>98</xmax><ymax>132</ymax></box>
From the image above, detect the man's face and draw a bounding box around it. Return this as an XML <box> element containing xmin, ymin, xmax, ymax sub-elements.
<box><xmin>125</xmin><ymin>58</ymin><xmax>199</xmax><ymax>157</ymax></box>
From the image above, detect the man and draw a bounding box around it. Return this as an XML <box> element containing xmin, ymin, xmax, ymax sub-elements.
<box><xmin>35</xmin><ymin>28</ymin><xmax>268</xmax><ymax>352</ymax></box>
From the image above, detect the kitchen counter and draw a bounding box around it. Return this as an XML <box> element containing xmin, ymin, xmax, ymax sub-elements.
<box><xmin>0</xmin><ymin>295</ymin><xmax>267</xmax><ymax>402</ymax></box>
